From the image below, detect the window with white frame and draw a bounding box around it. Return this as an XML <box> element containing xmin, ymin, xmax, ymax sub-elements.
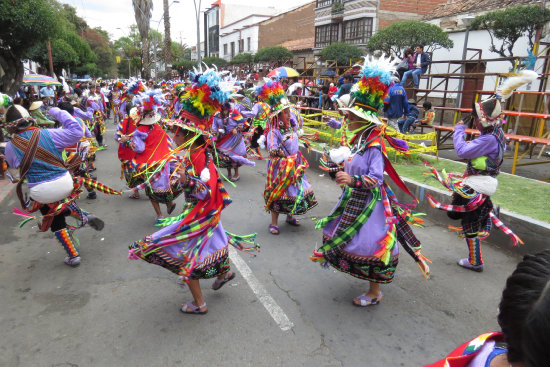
<box><xmin>223</xmin><ymin>43</ymin><xmax>228</xmax><ymax>55</ymax></box>
<box><xmin>247</xmin><ymin>37</ymin><xmax>251</xmax><ymax>51</ymax></box>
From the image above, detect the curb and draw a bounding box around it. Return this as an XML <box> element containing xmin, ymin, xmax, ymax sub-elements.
<box><xmin>301</xmin><ymin>147</ymin><xmax>550</xmax><ymax>256</ymax></box>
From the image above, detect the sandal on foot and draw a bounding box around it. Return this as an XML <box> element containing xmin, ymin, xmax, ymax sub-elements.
<box><xmin>231</xmin><ymin>176</ymin><xmax>240</xmax><ymax>182</ymax></box>
<box><xmin>286</xmin><ymin>216</ymin><xmax>300</xmax><ymax>226</ymax></box>
<box><xmin>212</xmin><ymin>272</ymin><xmax>236</xmax><ymax>290</ymax></box>
<box><xmin>269</xmin><ymin>224</ymin><xmax>280</xmax><ymax>235</ymax></box>
<box><xmin>353</xmin><ymin>292</ymin><xmax>383</xmax><ymax>307</ymax></box>
<box><xmin>167</xmin><ymin>202</ymin><xmax>177</xmax><ymax>215</ymax></box>
<box><xmin>128</xmin><ymin>192</ymin><xmax>140</xmax><ymax>199</ymax></box>
<box><xmin>180</xmin><ymin>301</ymin><xmax>208</xmax><ymax>315</ymax></box>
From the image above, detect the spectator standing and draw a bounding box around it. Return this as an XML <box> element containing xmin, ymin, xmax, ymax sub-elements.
<box><xmin>402</xmin><ymin>44</ymin><xmax>431</xmax><ymax>88</ymax></box>
<box><xmin>383</xmin><ymin>76</ymin><xmax>409</xmax><ymax>130</ymax></box>
<box><xmin>320</xmin><ymin>82</ymin><xmax>330</xmax><ymax>109</ymax></box>
<box><xmin>40</xmin><ymin>85</ymin><xmax>55</xmax><ymax>105</ymax></box>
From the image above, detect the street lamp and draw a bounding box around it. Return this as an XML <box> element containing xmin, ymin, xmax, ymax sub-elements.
<box><xmin>456</xmin><ymin>15</ymin><xmax>475</xmax><ymax>108</ymax></box>
<box><xmin>151</xmin><ymin>0</ymin><xmax>180</xmax><ymax>80</ymax></box>
<box><xmin>193</xmin><ymin>0</ymin><xmax>202</xmax><ymax>65</ymax></box>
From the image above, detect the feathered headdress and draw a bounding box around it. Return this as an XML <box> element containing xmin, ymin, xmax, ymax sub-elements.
<box><xmin>351</xmin><ymin>55</ymin><xmax>397</xmax><ymax>113</ymax></box>
<box><xmin>338</xmin><ymin>55</ymin><xmax>397</xmax><ymax>125</ymax></box>
<box><xmin>474</xmin><ymin>70</ymin><xmax>539</xmax><ymax>128</ymax></box>
<box><xmin>174</xmin><ymin>82</ymin><xmax>186</xmax><ymax>94</ymax></box>
<box><xmin>133</xmin><ymin>89</ymin><xmax>165</xmax><ymax>125</ymax></box>
<box><xmin>177</xmin><ymin>66</ymin><xmax>232</xmax><ymax>132</ymax></box>
<box><xmin>127</xmin><ymin>80</ymin><xmax>145</xmax><ymax>96</ymax></box>
<box><xmin>255</xmin><ymin>79</ymin><xmax>285</xmax><ymax>107</ymax></box>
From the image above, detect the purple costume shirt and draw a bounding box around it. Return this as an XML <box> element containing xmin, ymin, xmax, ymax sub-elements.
<box><xmin>322</xmin><ymin>147</ymin><xmax>395</xmax><ymax>257</ymax></box>
<box><xmin>4</xmin><ymin>108</ymin><xmax>85</xmax><ymax>187</ymax></box>
<box><xmin>212</xmin><ymin>115</ymin><xmax>255</xmax><ymax>167</ymax></box>
<box><xmin>266</xmin><ymin>128</ymin><xmax>313</xmax><ymax>198</ymax></box>
<box><xmin>453</xmin><ymin>124</ymin><xmax>501</xmax><ymax>160</ymax></box>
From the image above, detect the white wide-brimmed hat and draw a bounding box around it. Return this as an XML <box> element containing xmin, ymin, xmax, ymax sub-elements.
<box><xmin>29</xmin><ymin>101</ymin><xmax>43</xmax><ymax>111</ymax></box>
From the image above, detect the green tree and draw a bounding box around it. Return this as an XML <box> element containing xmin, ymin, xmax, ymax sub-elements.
<box><xmin>470</xmin><ymin>5</ymin><xmax>550</xmax><ymax>63</ymax></box>
<box><xmin>366</xmin><ymin>21</ymin><xmax>453</xmax><ymax>58</ymax></box>
<box><xmin>83</xmin><ymin>27</ymin><xmax>116</xmax><ymax>77</ymax></box>
<box><xmin>254</xmin><ymin>46</ymin><xmax>293</xmax><ymax>63</ymax></box>
<box><xmin>320</xmin><ymin>42</ymin><xmax>362</xmax><ymax>66</ymax></box>
<box><xmin>231</xmin><ymin>53</ymin><xmax>254</xmax><ymax>66</ymax></box>
<box><xmin>202</xmin><ymin>56</ymin><xmax>228</xmax><ymax>67</ymax></box>
<box><xmin>0</xmin><ymin>0</ymin><xmax>59</xmax><ymax>94</ymax></box>
<box><xmin>25</xmin><ymin>8</ymin><xmax>98</xmax><ymax>78</ymax></box>
<box><xmin>172</xmin><ymin>59</ymin><xmax>197</xmax><ymax>77</ymax></box>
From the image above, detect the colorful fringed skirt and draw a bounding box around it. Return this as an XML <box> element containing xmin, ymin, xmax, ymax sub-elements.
<box><xmin>129</xmin><ymin>220</ymin><xmax>231</xmax><ymax>279</ymax></box>
<box><xmin>214</xmin><ymin>133</ymin><xmax>255</xmax><ymax>169</ymax></box>
<box><xmin>264</xmin><ymin>155</ymin><xmax>318</xmax><ymax>215</ymax></box>
<box><xmin>319</xmin><ymin>187</ymin><xmax>399</xmax><ymax>283</ymax></box>
<box><xmin>145</xmin><ymin>182</ymin><xmax>184</xmax><ymax>204</ymax></box>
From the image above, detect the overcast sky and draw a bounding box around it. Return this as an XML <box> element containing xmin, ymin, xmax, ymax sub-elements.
<box><xmin>59</xmin><ymin>0</ymin><xmax>312</xmax><ymax>46</ymax></box>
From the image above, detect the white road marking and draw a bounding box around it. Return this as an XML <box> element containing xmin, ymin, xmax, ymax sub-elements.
<box><xmin>228</xmin><ymin>246</ymin><xmax>294</xmax><ymax>331</ymax></box>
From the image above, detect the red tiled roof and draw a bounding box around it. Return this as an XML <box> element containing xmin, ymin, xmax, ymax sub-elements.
<box><xmin>281</xmin><ymin>37</ymin><xmax>315</xmax><ymax>51</ymax></box>
<box><xmin>423</xmin><ymin>0</ymin><xmax>539</xmax><ymax>20</ymax></box>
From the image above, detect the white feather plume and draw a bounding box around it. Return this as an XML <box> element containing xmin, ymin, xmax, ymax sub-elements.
<box><xmin>329</xmin><ymin>146</ymin><xmax>351</xmax><ymax>165</ymax></box>
<box><xmin>200</xmin><ymin>167</ymin><xmax>210</xmax><ymax>183</ymax></box>
<box><xmin>497</xmin><ymin>70</ymin><xmax>538</xmax><ymax>100</ymax></box>
<box><xmin>257</xmin><ymin>135</ymin><xmax>266</xmax><ymax>149</ymax></box>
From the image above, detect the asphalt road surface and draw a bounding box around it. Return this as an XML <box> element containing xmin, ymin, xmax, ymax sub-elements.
<box><xmin>0</xmin><ymin>123</ymin><xmax>522</xmax><ymax>367</ymax></box>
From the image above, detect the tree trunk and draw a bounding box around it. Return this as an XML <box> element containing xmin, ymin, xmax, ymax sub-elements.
<box><xmin>142</xmin><ymin>36</ymin><xmax>151</xmax><ymax>79</ymax></box>
<box><xmin>0</xmin><ymin>49</ymin><xmax>24</xmax><ymax>96</ymax></box>
<box><xmin>164</xmin><ymin>0</ymin><xmax>172</xmax><ymax>80</ymax></box>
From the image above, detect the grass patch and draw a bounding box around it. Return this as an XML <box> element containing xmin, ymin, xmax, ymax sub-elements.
<box><xmin>390</xmin><ymin>153</ymin><xmax>550</xmax><ymax>224</ymax></box>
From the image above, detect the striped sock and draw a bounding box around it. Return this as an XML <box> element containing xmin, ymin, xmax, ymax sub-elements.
<box><xmin>466</xmin><ymin>237</ymin><xmax>483</xmax><ymax>266</ymax></box>
<box><xmin>54</xmin><ymin>228</ymin><xmax>79</xmax><ymax>258</ymax></box>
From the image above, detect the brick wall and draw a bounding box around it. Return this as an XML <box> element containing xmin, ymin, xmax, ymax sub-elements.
<box><xmin>379</xmin><ymin>0</ymin><xmax>447</xmax><ymax>14</ymax></box>
<box><xmin>258</xmin><ymin>2</ymin><xmax>315</xmax><ymax>49</ymax></box>
<box><xmin>378</xmin><ymin>0</ymin><xmax>447</xmax><ymax>29</ymax></box>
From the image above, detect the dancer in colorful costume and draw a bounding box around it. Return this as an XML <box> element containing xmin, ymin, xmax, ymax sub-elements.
<box><xmin>424</xmin><ymin>70</ymin><xmax>537</xmax><ymax>272</ymax></box>
<box><xmin>427</xmin><ymin>250</ymin><xmax>550</xmax><ymax>367</ymax></box>
<box><xmin>241</xmin><ymin>95</ymin><xmax>271</xmax><ymax>158</ymax></box>
<box><xmin>111</xmin><ymin>81</ymin><xmax>123</xmax><ymax>124</ymax></box>
<box><xmin>115</xmin><ymin>101</ymin><xmax>141</xmax><ymax>199</ymax></box>
<box><xmin>129</xmin><ymin>67</ymin><xmax>259</xmax><ymax>314</ymax></box>
<box><xmin>259</xmin><ymin>80</ymin><xmax>318</xmax><ymax>235</ymax></box>
<box><xmin>129</xmin><ymin>91</ymin><xmax>180</xmax><ymax>220</ymax></box>
<box><xmin>3</xmin><ymin>104</ymin><xmax>120</xmax><ymax>267</ymax></box>
<box><xmin>311</xmin><ymin>56</ymin><xmax>429</xmax><ymax>307</ymax></box>
<box><xmin>212</xmin><ymin>102</ymin><xmax>255</xmax><ymax>181</ymax></box>
<box><xmin>58</xmin><ymin>101</ymin><xmax>98</xmax><ymax>200</ymax></box>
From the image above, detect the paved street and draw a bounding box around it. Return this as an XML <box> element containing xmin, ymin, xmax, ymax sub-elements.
<box><xmin>0</xmin><ymin>123</ymin><xmax>522</xmax><ymax>367</ymax></box>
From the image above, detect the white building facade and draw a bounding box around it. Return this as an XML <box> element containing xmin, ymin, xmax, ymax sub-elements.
<box><xmin>220</xmin><ymin>15</ymin><xmax>272</xmax><ymax>62</ymax></box>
